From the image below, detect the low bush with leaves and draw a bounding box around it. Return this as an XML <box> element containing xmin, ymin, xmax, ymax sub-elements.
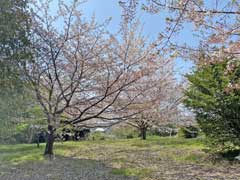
<box><xmin>178</xmin><ymin>126</ymin><xmax>199</xmax><ymax>139</ymax></box>
<box><xmin>110</xmin><ymin>126</ymin><xmax>139</xmax><ymax>139</ymax></box>
<box><xmin>150</xmin><ymin>125</ymin><xmax>178</xmax><ymax>137</ymax></box>
<box><xmin>88</xmin><ymin>132</ymin><xmax>114</xmax><ymax>141</ymax></box>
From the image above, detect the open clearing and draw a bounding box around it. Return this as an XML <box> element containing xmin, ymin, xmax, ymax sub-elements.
<box><xmin>0</xmin><ymin>137</ymin><xmax>240</xmax><ymax>180</ymax></box>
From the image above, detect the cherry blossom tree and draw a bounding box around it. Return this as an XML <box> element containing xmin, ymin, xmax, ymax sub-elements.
<box><xmin>119</xmin><ymin>0</ymin><xmax>240</xmax><ymax>62</ymax></box>
<box><xmin>125</xmin><ymin>60</ymin><xmax>184</xmax><ymax>139</ymax></box>
<box><xmin>26</xmin><ymin>0</ymin><xmax>164</xmax><ymax>158</ymax></box>
<box><xmin>119</xmin><ymin>0</ymin><xmax>240</xmax><ymax>98</ymax></box>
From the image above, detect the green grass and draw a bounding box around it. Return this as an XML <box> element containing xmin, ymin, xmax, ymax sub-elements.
<box><xmin>0</xmin><ymin>144</ymin><xmax>45</xmax><ymax>165</ymax></box>
<box><xmin>0</xmin><ymin>136</ymin><xmax>210</xmax><ymax>179</ymax></box>
<box><xmin>1</xmin><ymin>136</ymin><xmax>239</xmax><ymax>180</ymax></box>
<box><xmin>111</xmin><ymin>167</ymin><xmax>153</xmax><ymax>177</ymax></box>
<box><xmin>0</xmin><ymin>136</ymin><xmax>207</xmax><ymax>165</ymax></box>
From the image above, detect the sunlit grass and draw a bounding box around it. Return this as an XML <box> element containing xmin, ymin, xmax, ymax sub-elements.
<box><xmin>0</xmin><ymin>144</ymin><xmax>45</xmax><ymax>165</ymax></box>
<box><xmin>0</xmin><ymin>136</ymin><xmax>208</xmax><ymax>179</ymax></box>
<box><xmin>0</xmin><ymin>136</ymin><xmax>207</xmax><ymax>163</ymax></box>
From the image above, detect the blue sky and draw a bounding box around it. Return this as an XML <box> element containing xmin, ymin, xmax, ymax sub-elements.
<box><xmin>80</xmin><ymin>0</ymin><xmax>195</xmax><ymax>81</ymax></box>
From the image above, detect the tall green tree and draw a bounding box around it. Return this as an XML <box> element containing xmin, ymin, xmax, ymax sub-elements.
<box><xmin>0</xmin><ymin>0</ymin><xmax>31</xmax><ymax>143</ymax></box>
<box><xmin>0</xmin><ymin>0</ymin><xmax>30</xmax><ymax>80</ymax></box>
<box><xmin>184</xmin><ymin>59</ymin><xmax>240</xmax><ymax>152</ymax></box>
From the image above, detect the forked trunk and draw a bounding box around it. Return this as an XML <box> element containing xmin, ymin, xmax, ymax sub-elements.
<box><xmin>44</xmin><ymin>125</ymin><xmax>55</xmax><ymax>160</ymax></box>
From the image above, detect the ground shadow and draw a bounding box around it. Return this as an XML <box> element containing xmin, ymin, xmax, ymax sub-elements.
<box><xmin>0</xmin><ymin>156</ymin><xmax>138</xmax><ymax>180</ymax></box>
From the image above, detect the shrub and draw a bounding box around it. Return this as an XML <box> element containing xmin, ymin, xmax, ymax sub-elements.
<box><xmin>150</xmin><ymin>125</ymin><xmax>178</xmax><ymax>137</ymax></box>
<box><xmin>110</xmin><ymin>126</ymin><xmax>138</xmax><ymax>139</ymax></box>
<box><xmin>179</xmin><ymin>126</ymin><xmax>199</xmax><ymax>138</ymax></box>
<box><xmin>88</xmin><ymin>131</ymin><xmax>115</xmax><ymax>141</ymax></box>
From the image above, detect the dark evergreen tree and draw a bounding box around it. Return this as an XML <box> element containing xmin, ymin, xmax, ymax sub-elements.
<box><xmin>184</xmin><ymin>59</ymin><xmax>240</xmax><ymax>153</ymax></box>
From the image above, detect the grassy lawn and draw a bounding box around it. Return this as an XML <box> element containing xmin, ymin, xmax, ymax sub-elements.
<box><xmin>0</xmin><ymin>136</ymin><xmax>240</xmax><ymax>180</ymax></box>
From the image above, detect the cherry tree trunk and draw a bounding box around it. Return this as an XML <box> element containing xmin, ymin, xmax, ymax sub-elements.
<box><xmin>140</xmin><ymin>128</ymin><xmax>147</xmax><ymax>140</ymax></box>
<box><xmin>44</xmin><ymin>125</ymin><xmax>55</xmax><ymax>160</ymax></box>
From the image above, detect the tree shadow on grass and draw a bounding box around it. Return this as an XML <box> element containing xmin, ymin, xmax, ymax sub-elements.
<box><xmin>0</xmin><ymin>156</ymin><xmax>139</xmax><ymax>180</ymax></box>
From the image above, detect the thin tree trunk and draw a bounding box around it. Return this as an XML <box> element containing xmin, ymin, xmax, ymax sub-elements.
<box><xmin>44</xmin><ymin>125</ymin><xmax>55</xmax><ymax>160</ymax></box>
<box><xmin>141</xmin><ymin>128</ymin><xmax>147</xmax><ymax>140</ymax></box>
<box><xmin>27</xmin><ymin>128</ymin><xmax>34</xmax><ymax>144</ymax></box>
<box><xmin>36</xmin><ymin>133</ymin><xmax>40</xmax><ymax>148</ymax></box>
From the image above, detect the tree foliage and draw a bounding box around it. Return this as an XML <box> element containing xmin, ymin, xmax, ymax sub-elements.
<box><xmin>126</xmin><ymin>65</ymin><xmax>184</xmax><ymax>140</ymax></box>
<box><xmin>184</xmin><ymin>59</ymin><xmax>240</xmax><ymax>152</ymax></box>
<box><xmin>0</xmin><ymin>0</ymin><xmax>30</xmax><ymax>88</ymax></box>
<box><xmin>0</xmin><ymin>0</ymin><xmax>32</xmax><ymax>143</ymax></box>
<box><xmin>27</xmin><ymin>0</ymin><xmax>169</xmax><ymax>156</ymax></box>
<box><xmin>120</xmin><ymin>0</ymin><xmax>240</xmax><ymax>64</ymax></box>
